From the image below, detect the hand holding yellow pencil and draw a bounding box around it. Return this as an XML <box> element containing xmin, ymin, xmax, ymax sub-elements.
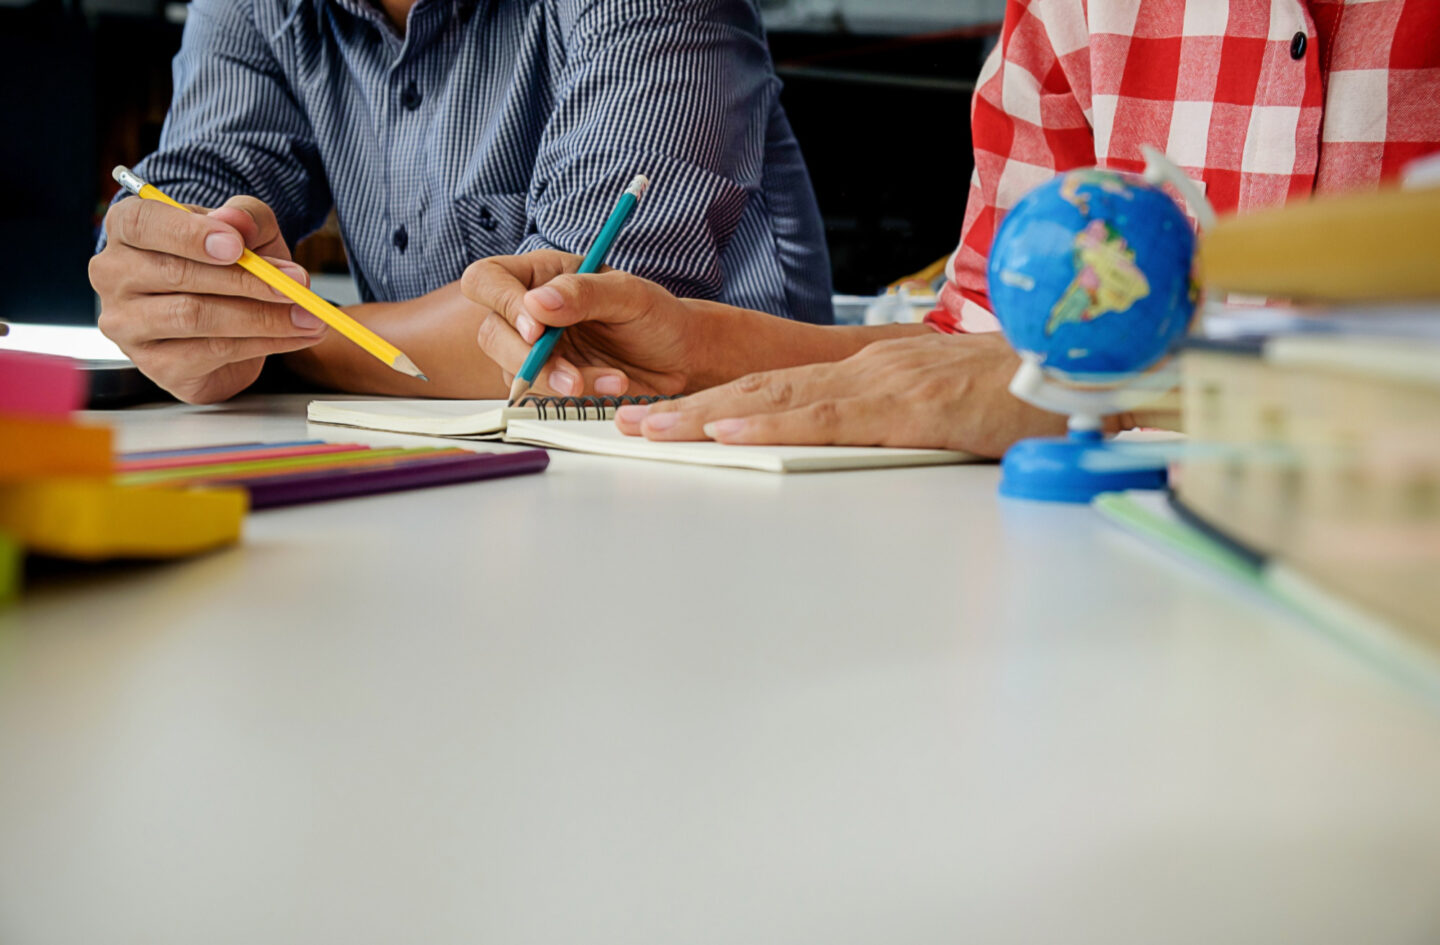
<box><xmin>110</xmin><ymin>166</ymin><xmax>427</xmax><ymax>382</ymax></box>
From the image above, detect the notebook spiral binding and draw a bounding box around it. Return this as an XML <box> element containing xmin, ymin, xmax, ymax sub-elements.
<box><xmin>515</xmin><ymin>394</ymin><xmax>672</xmax><ymax>420</ymax></box>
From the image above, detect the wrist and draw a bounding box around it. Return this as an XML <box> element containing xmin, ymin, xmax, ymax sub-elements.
<box><xmin>680</xmin><ymin>302</ymin><xmax>926</xmax><ymax>391</ymax></box>
<box><xmin>283</xmin><ymin>285</ymin><xmax>507</xmax><ymax>398</ymax></box>
<box><xmin>680</xmin><ymin>300</ymin><xmax>799</xmax><ymax>390</ymax></box>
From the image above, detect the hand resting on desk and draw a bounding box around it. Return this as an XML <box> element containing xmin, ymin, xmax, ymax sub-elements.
<box><xmin>613</xmin><ymin>333</ymin><xmax>1066</xmax><ymax>457</ymax></box>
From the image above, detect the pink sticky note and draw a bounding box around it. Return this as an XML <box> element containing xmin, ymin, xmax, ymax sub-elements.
<box><xmin>0</xmin><ymin>351</ymin><xmax>87</xmax><ymax>417</ymax></box>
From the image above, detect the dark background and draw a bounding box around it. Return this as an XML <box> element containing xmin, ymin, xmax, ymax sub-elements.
<box><xmin>0</xmin><ymin>0</ymin><xmax>995</xmax><ymax>325</ymax></box>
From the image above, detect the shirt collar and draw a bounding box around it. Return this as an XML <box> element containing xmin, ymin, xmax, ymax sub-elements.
<box><xmin>326</xmin><ymin>0</ymin><xmax>478</xmax><ymax>28</ymax></box>
<box><xmin>326</xmin><ymin>0</ymin><xmax>480</xmax><ymax>49</ymax></box>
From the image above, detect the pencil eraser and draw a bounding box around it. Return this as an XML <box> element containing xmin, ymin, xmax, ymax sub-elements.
<box><xmin>0</xmin><ymin>350</ymin><xmax>87</xmax><ymax>418</ymax></box>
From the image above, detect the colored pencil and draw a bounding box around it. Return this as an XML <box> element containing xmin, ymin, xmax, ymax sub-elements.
<box><xmin>156</xmin><ymin>448</ymin><xmax>473</xmax><ymax>487</ymax></box>
<box><xmin>122</xmin><ymin>441</ymin><xmax>295</xmax><ymax>461</ymax></box>
<box><xmin>507</xmin><ymin>174</ymin><xmax>648</xmax><ymax>404</ymax></box>
<box><xmin>120</xmin><ymin>442</ymin><xmax>364</xmax><ymax>472</ymax></box>
<box><xmin>116</xmin><ymin>447</ymin><xmax>431</xmax><ymax>487</ymax></box>
<box><xmin>241</xmin><ymin>449</ymin><xmax>550</xmax><ymax>509</ymax></box>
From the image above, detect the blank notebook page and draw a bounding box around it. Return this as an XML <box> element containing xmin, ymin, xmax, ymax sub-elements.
<box><xmin>501</xmin><ymin>420</ymin><xmax>976</xmax><ymax>473</ymax></box>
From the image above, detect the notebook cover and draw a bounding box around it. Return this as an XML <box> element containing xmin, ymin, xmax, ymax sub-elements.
<box><xmin>307</xmin><ymin>399</ymin><xmax>515</xmax><ymax>437</ymax></box>
<box><xmin>1165</xmin><ymin>489</ymin><xmax>1269</xmax><ymax>571</ymax></box>
<box><xmin>1095</xmin><ymin>491</ymin><xmax>1440</xmax><ymax>689</ymax></box>
<box><xmin>1091</xmin><ymin>490</ymin><xmax>1263</xmax><ymax>587</ymax></box>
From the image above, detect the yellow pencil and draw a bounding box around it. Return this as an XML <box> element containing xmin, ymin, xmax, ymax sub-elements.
<box><xmin>112</xmin><ymin>166</ymin><xmax>427</xmax><ymax>381</ymax></box>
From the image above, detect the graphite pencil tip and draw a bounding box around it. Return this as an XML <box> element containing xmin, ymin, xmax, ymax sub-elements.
<box><xmin>507</xmin><ymin>376</ymin><xmax>532</xmax><ymax>406</ymax></box>
<box><xmin>391</xmin><ymin>353</ymin><xmax>428</xmax><ymax>380</ymax></box>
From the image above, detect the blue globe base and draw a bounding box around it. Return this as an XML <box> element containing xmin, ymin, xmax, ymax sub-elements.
<box><xmin>999</xmin><ymin>429</ymin><xmax>1167</xmax><ymax>503</ymax></box>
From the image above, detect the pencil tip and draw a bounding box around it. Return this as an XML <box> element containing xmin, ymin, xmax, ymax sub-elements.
<box><xmin>507</xmin><ymin>376</ymin><xmax>531</xmax><ymax>405</ymax></box>
<box><xmin>391</xmin><ymin>353</ymin><xmax>427</xmax><ymax>380</ymax></box>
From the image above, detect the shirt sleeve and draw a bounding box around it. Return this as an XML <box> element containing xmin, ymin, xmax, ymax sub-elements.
<box><xmin>517</xmin><ymin>0</ymin><xmax>784</xmax><ymax>310</ymax></box>
<box><xmin>927</xmin><ymin>0</ymin><xmax>1097</xmax><ymax>334</ymax></box>
<box><xmin>100</xmin><ymin>0</ymin><xmax>330</xmax><ymax>251</ymax></box>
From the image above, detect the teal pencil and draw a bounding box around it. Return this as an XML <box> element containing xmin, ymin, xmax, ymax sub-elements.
<box><xmin>507</xmin><ymin>175</ymin><xmax>649</xmax><ymax>404</ymax></box>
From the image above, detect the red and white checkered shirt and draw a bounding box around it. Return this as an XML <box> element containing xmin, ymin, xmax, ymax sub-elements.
<box><xmin>929</xmin><ymin>0</ymin><xmax>1440</xmax><ymax>334</ymax></box>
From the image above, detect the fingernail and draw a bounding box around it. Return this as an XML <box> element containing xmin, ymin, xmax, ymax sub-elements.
<box><xmin>616</xmin><ymin>405</ymin><xmax>650</xmax><ymax>423</ymax></box>
<box><xmin>644</xmin><ymin>412</ymin><xmax>679</xmax><ymax>432</ymax></box>
<box><xmin>290</xmin><ymin>305</ymin><xmax>324</xmax><ymax>331</ymax></box>
<box><xmin>527</xmin><ymin>286</ymin><xmax>564</xmax><ymax>310</ymax></box>
<box><xmin>516</xmin><ymin>312</ymin><xmax>541</xmax><ymax>343</ymax></box>
<box><xmin>594</xmin><ymin>374</ymin><xmax>625</xmax><ymax>396</ymax></box>
<box><xmin>204</xmin><ymin>232</ymin><xmax>242</xmax><ymax>262</ymax></box>
<box><xmin>272</xmin><ymin>264</ymin><xmax>307</xmax><ymax>300</ymax></box>
<box><xmin>704</xmin><ymin>418</ymin><xmax>746</xmax><ymax>438</ymax></box>
<box><xmin>550</xmin><ymin>371</ymin><xmax>577</xmax><ymax>395</ymax></box>
<box><xmin>277</xmin><ymin>262</ymin><xmax>308</xmax><ymax>286</ymax></box>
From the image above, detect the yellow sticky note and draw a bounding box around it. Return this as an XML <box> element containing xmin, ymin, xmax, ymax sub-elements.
<box><xmin>0</xmin><ymin>480</ymin><xmax>246</xmax><ymax>561</ymax></box>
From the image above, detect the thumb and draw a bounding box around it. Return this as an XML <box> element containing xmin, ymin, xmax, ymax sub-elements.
<box><xmin>208</xmin><ymin>196</ymin><xmax>289</xmax><ymax>258</ymax></box>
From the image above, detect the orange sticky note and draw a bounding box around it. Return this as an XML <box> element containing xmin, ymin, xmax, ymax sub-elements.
<box><xmin>0</xmin><ymin>351</ymin><xmax>86</xmax><ymax>417</ymax></box>
<box><xmin>0</xmin><ymin>414</ymin><xmax>113</xmax><ymax>481</ymax></box>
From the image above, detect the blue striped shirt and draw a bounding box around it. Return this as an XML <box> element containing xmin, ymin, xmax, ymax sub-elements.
<box><xmin>125</xmin><ymin>0</ymin><xmax>833</xmax><ymax>323</ymax></box>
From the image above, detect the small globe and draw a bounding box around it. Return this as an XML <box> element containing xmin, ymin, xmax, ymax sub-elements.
<box><xmin>987</xmin><ymin>169</ymin><xmax>1198</xmax><ymax>383</ymax></box>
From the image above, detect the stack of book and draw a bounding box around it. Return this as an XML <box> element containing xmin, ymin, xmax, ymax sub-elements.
<box><xmin>0</xmin><ymin>350</ymin><xmax>248</xmax><ymax>606</ymax></box>
<box><xmin>1099</xmin><ymin>176</ymin><xmax>1440</xmax><ymax>659</ymax></box>
<box><xmin>1173</xmin><ymin>309</ymin><xmax>1439</xmax><ymax>640</ymax></box>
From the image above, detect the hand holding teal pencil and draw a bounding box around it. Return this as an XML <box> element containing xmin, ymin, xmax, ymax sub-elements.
<box><xmin>500</xmin><ymin>174</ymin><xmax>649</xmax><ymax>402</ymax></box>
<box><xmin>464</xmin><ymin>249</ymin><xmax>904</xmax><ymax>398</ymax></box>
<box><xmin>464</xmin><ymin>250</ymin><xmax>697</xmax><ymax>397</ymax></box>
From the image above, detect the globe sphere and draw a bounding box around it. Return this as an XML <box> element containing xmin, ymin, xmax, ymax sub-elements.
<box><xmin>987</xmin><ymin>169</ymin><xmax>1198</xmax><ymax>383</ymax></box>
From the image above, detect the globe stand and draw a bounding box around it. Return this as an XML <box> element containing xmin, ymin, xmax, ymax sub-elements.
<box><xmin>997</xmin><ymin>356</ymin><xmax>1170</xmax><ymax>503</ymax></box>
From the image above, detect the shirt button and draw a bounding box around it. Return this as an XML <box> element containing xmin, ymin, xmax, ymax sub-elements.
<box><xmin>400</xmin><ymin>80</ymin><xmax>422</xmax><ymax>111</ymax></box>
<box><xmin>392</xmin><ymin>225</ymin><xmax>408</xmax><ymax>253</ymax></box>
<box><xmin>1290</xmin><ymin>31</ymin><xmax>1307</xmax><ymax>60</ymax></box>
<box><xmin>477</xmin><ymin>206</ymin><xmax>498</xmax><ymax>231</ymax></box>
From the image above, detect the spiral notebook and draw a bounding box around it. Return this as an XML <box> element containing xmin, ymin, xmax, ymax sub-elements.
<box><xmin>307</xmin><ymin>396</ymin><xmax>977</xmax><ymax>473</ymax></box>
<box><xmin>306</xmin><ymin>395</ymin><xmax>668</xmax><ymax>440</ymax></box>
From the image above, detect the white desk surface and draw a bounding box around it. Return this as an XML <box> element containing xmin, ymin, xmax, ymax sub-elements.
<box><xmin>2</xmin><ymin>395</ymin><xmax>1438</xmax><ymax>945</ymax></box>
